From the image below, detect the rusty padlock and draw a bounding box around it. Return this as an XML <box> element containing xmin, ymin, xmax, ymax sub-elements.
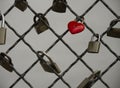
<box><xmin>0</xmin><ymin>52</ymin><xmax>14</xmax><ymax>72</ymax></box>
<box><xmin>77</xmin><ymin>70</ymin><xmax>101</xmax><ymax>88</ymax></box>
<box><xmin>52</xmin><ymin>0</ymin><xmax>67</xmax><ymax>13</ymax></box>
<box><xmin>14</xmin><ymin>0</ymin><xmax>28</xmax><ymax>12</ymax></box>
<box><xmin>38</xmin><ymin>51</ymin><xmax>61</xmax><ymax>74</ymax></box>
<box><xmin>107</xmin><ymin>19</ymin><xmax>120</xmax><ymax>38</ymax></box>
<box><xmin>33</xmin><ymin>13</ymin><xmax>49</xmax><ymax>34</ymax></box>
<box><xmin>0</xmin><ymin>11</ymin><xmax>6</xmax><ymax>45</ymax></box>
<box><xmin>87</xmin><ymin>34</ymin><xmax>101</xmax><ymax>53</ymax></box>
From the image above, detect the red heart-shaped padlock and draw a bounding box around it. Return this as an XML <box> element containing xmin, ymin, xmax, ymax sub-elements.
<box><xmin>68</xmin><ymin>21</ymin><xmax>85</xmax><ymax>34</ymax></box>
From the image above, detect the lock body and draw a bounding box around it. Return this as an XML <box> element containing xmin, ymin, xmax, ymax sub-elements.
<box><xmin>15</xmin><ymin>0</ymin><xmax>28</xmax><ymax>11</ymax></box>
<box><xmin>87</xmin><ymin>41</ymin><xmax>100</xmax><ymax>53</ymax></box>
<box><xmin>0</xmin><ymin>53</ymin><xmax>13</xmax><ymax>72</ymax></box>
<box><xmin>107</xmin><ymin>28</ymin><xmax>120</xmax><ymax>38</ymax></box>
<box><xmin>40</xmin><ymin>61</ymin><xmax>61</xmax><ymax>73</ymax></box>
<box><xmin>34</xmin><ymin>13</ymin><xmax>49</xmax><ymax>34</ymax></box>
<box><xmin>0</xmin><ymin>27</ymin><xmax>6</xmax><ymax>45</ymax></box>
<box><xmin>52</xmin><ymin>0</ymin><xmax>67</xmax><ymax>13</ymax></box>
<box><xmin>77</xmin><ymin>78</ymin><xmax>90</xmax><ymax>88</ymax></box>
<box><xmin>34</xmin><ymin>20</ymin><xmax>49</xmax><ymax>34</ymax></box>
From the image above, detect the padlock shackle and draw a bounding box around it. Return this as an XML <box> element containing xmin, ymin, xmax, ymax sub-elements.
<box><xmin>0</xmin><ymin>11</ymin><xmax>5</xmax><ymax>28</ymax></box>
<box><xmin>110</xmin><ymin>18</ymin><xmax>120</xmax><ymax>27</ymax></box>
<box><xmin>90</xmin><ymin>34</ymin><xmax>100</xmax><ymax>41</ymax></box>
<box><xmin>88</xmin><ymin>70</ymin><xmax>101</xmax><ymax>80</ymax></box>
<box><xmin>37</xmin><ymin>51</ymin><xmax>53</xmax><ymax>63</ymax></box>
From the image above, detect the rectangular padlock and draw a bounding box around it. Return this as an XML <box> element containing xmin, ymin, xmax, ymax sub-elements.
<box><xmin>0</xmin><ymin>27</ymin><xmax>6</xmax><ymax>45</ymax></box>
<box><xmin>77</xmin><ymin>78</ymin><xmax>90</xmax><ymax>88</ymax></box>
<box><xmin>87</xmin><ymin>34</ymin><xmax>100</xmax><ymax>53</ymax></box>
<box><xmin>107</xmin><ymin>28</ymin><xmax>120</xmax><ymax>38</ymax></box>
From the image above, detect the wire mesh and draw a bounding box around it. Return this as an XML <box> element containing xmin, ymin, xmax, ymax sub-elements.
<box><xmin>0</xmin><ymin>0</ymin><xmax>120</xmax><ymax>88</ymax></box>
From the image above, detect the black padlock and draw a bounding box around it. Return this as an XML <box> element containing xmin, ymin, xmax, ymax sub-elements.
<box><xmin>52</xmin><ymin>0</ymin><xmax>67</xmax><ymax>13</ymax></box>
<box><xmin>33</xmin><ymin>13</ymin><xmax>49</xmax><ymax>34</ymax></box>
<box><xmin>77</xmin><ymin>70</ymin><xmax>101</xmax><ymax>88</ymax></box>
<box><xmin>107</xmin><ymin>19</ymin><xmax>120</xmax><ymax>38</ymax></box>
<box><xmin>14</xmin><ymin>0</ymin><xmax>28</xmax><ymax>12</ymax></box>
<box><xmin>0</xmin><ymin>11</ymin><xmax>6</xmax><ymax>45</ymax></box>
<box><xmin>0</xmin><ymin>52</ymin><xmax>14</xmax><ymax>72</ymax></box>
<box><xmin>38</xmin><ymin>51</ymin><xmax>61</xmax><ymax>74</ymax></box>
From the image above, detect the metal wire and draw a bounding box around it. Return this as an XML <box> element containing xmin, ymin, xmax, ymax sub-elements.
<box><xmin>0</xmin><ymin>0</ymin><xmax>120</xmax><ymax>88</ymax></box>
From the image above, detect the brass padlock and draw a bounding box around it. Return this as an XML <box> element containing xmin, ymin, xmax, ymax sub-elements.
<box><xmin>77</xmin><ymin>70</ymin><xmax>101</xmax><ymax>88</ymax></box>
<box><xmin>33</xmin><ymin>13</ymin><xmax>49</xmax><ymax>34</ymax></box>
<box><xmin>87</xmin><ymin>34</ymin><xmax>101</xmax><ymax>53</ymax></box>
<box><xmin>0</xmin><ymin>11</ymin><xmax>6</xmax><ymax>45</ymax></box>
<box><xmin>107</xmin><ymin>19</ymin><xmax>120</xmax><ymax>38</ymax></box>
<box><xmin>0</xmin><ymin>52</ymin><xmax>14</xmax><ymax>72</ymax></box>
<box><xmin>52</xmin><ymin>0</ymin><xmax>67</xmax><ymax>13</ymax></box>
<box><xmin>38</xmin><ymin>51</ymin><xmax>61</xmax><ymax>73</ymax></box>
<box><xmin>14</xmin><ymin>0</ymin><xmax>28</xmax><ymax>12</ymax></box>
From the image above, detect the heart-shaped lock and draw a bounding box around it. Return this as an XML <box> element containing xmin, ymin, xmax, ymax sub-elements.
<box><xmin>68</xmin><ymin>21</ymin><xmax>85</xmax><ymax>34</ymax></box>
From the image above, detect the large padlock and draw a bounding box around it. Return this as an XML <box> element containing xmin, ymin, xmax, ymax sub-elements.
<box><xmin>14</xmin><ymin>0</ymin><xmax>28</xmax><ymax>12</ymax></box>
<box><xmin>0</xmin><ymin>11</ymin><xmax>6</xmax><ymax>45</ymax></box>
<box><xmin>87</xmin><ymin>34</ymin><xmax>101</xmax><ymax>53</ymax></box>
<box><xmin>77</xmin><ymin>70</ymin><xmax>101</xmax><ymax>88</ymax></box>
<box><xmin>0</xmin><ymin>52</ymin><xmax>14</xmax><ymax>72</ymax></box>
<box><xmin>107</xmin><ymin>19</ymin><xmax>120</xmax><ymax>38</ymax></box>
<box><xmin>38</xmin><ymin>51</ymin><xmax>61</xmax><ymax>74</ymax></box>
<box><xmin>33</xmin><ymin>13</ymin><xmax>49</xmax><ymax>34</ymax></box>
<box><xmin>52</xmin><ymin>0</ymin><xmax>67</xmax><ymax>13</ymax></box>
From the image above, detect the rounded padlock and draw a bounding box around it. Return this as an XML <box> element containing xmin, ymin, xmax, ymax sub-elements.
<box><xmin>107</xmin><ymin>18</ymin><xmax>120</xmax><ymax>38</ymax></box>
<box><xmin>0</xmin><ymin>11</ymin><xmax>6</xmax><ymax>45</ymax></box>
<box><xmin>52</xmin><ymin>0</ymin><xmax>67</xmax><ymax>13</ymax></box>
<box><xmin>14</xmin><ymin>0</ymin><xmax>28</xmax><ymax>12</ymax></box>
<box><xmin>87</xmin><ymin>34</ymin><xmax>101</xmax><ymax>53</ymax></box>
<box><xmin>0</xmin><ymin>52</ymin><xmax>14</xmax><ymax>72</ymax></box>
<box><xmin>33</xmin><ymin>13</ymin><xmax>49</xmax><ymax>34</ymax></box>
<box><xmin>37</xmin><ymin>51</ymin><xmax>61</xmax><ymax>74</ymax></box>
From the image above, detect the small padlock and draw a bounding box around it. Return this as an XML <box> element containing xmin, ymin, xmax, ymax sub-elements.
<box><xmin>38</xmin><ymin>51</ymin><xmax>61</xmax><ymax>73</ymax></box>
<box><xmin>77</xmin><ymin>70</ymin><xmax>101</xmax><ymax>88</ymax></box>
<box><xmin>0</xmin><ymin>11</ymin><xmax>6</xmax><ymax>45</ymax></box>
<box><xmin>87</xmin><ymin>34</ymin><xmax>101</xmax><ymax>53</ymax></box>
<box><xmin>0</xmin><ymin>52</ymin><xmax>14</xmax><ymax>72</ymax></box>
<box><xmin>52</xmin><ymin>0</ymin><xmax>67</xmax><ymax>13</ymax></box>
<box><xmin>33</xmin><ymin>13</ymin><xmax>49</xmax><ymax>34</ymax></box>
<box><xmin>107</xmin><ymin>19</ymin><xmax>120</xmax><ymax>38</ymax></box>
<box><xmin>14</xmin><ymin>0</ymin><xmax>28</xmax><ymax>12</ymax></box>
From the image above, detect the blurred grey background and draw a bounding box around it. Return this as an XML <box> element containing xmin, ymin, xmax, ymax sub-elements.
<box><xmin>0</xmin><ymin>0</ymin><xmax>120</xmax><ymax>88</ymax></box>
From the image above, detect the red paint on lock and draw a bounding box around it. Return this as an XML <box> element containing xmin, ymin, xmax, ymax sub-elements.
<box><xmin>68</xmin><ymin>21</ymin><xmax>85</xmax><ymax>34</ymax></box>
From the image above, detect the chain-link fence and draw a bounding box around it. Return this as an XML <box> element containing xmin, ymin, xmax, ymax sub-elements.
<box><xmin>0</xmin><ymin>0</ymin><xmax>120</xmax><ymax>88</ymax></box>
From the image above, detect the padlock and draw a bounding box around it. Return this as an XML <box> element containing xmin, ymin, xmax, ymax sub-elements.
<box><xmin>87</xmin><ymin>34</ymin><xmax>101</xmax><ymax>53</ymax></box>
<box><xmin>0</xmin><ymin>52</ymin><xmax>14</xmax><ymax>72</ymax></box>
<box><xmin>33</xmin><ymin>13</ymin><xmax>49</xmax><ymax>34</ymax></box>
<box><xmin>107</xmin><ymin>19</ymin><xmax>120</xmax><ymax>38</ymax></box>
<box><xmin>14</xmin><ymin>0</ymin><xmax>28</xmax><ymax>12</ymax></box>
<box><xmin>52</xmin><ymin>0</ymin><xmax>67</xmax><ymax>13</ymax></box>
<box><xmin>77</xmin><ymin>70</ymin><xmax>101</xmax><ymax>88</ymax></box>
<box><xmin>38</xmin><ymin>51</ymin><xmax>61</xmax><ymax>73</ymax></box>
<box><xmin>0</xmin><ymin>11</ymin><xmax>6</xmax><ymax>45</ymax></box>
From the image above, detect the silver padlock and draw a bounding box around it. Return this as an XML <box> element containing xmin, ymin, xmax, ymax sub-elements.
<box><xmin>0</xmin><ymin>11</ymin><xmax>6</xmax><ymax>45</ymax></box>
<box><xmin>87</xmin><ymin>34</ymin><xmax>101</xmax><ymax>53</ymax></box>
<box><xmin>77</xmin><ymin>70</ymin><xmax>101</xmax><ymax>88</ymax></box>
<box><xmin>0</xmin><ymin>52</ymin><xmax>14</xmax><ymax>72</ymax></box>
<box><xmin>107</xmin><ymin>19</ymin><xmax>120</xmax><ymax>38</ymax></box>
<box><xmin>38</xmin><ymin>51</ymin><xmax>61</xmax><ymax>74</ymax></box>
<box><xmin>14</xmin><ymin>0</ymin><xmax>28</xmax><ymax>12</ymax></box>
<box><xmin>33</xmin><ymin>13</ymin><xmax>49</xmax><ymax>34</ymax></box>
